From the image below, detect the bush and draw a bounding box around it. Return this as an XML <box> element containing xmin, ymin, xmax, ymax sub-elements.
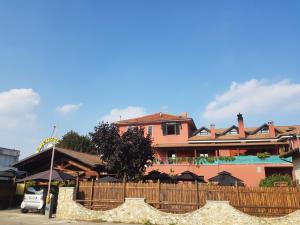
<box><xmin>257</xmin><ymin>152</ymin><xmax>271</xmax><ymax>159</ymax></box>
<box><xmin>206</xmin><ymin>157</ymin><xmax>216</xmax><ymax>163</ymax></box>
<box><xmin>259</xmin><ymin>174</ymin><xmax>292</xmax><ymax>187</ymax></box>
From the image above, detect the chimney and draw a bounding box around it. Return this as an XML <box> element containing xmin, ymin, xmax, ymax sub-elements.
<box><xmin>268</xmin><ymin>121</ymin><xmax>276</xmax><ymax>138</ymax></box>
<box><xmin>180</xmin><ymin>112</ymin><xmax>188</xmax><ymax>118</ymax></box>
<box><xmin>210</xmin><ymin>123</ymin><xmax>216</xmax><ymax>139</ymax></box>
<box><xmin>159</xmin><ymin>112</ymin><xmax>162</xmax><ymax>117</ymax></box>
<box><xmin>237</xmin><ymin>113</ymin><xmax>246</xmax><ymax>138</ymax></box>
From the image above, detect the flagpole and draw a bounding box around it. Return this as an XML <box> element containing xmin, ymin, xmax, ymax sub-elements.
<box><xmin>47</xmin><ymin>125</ymin><xmax>57</xmax><ymax>203</ymax></box>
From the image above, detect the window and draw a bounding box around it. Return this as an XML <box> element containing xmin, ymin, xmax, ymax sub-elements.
<box><xmin>168</xmin><ymin>151</ymin><xmax>176</xmax><ymax>158</ymax></box>
<box><xmin>198</xmin><ymin>129</ymin><xmax>209</xmax><ymax>136</ymax></box>
<box><xmin>162</xmin><ymin>122</ymin><xmax>180</xmax><ymax>135</ymax></box>
<box><xmin>258</xmin><ymin>126</ymin><xmax>269</xmax><ymax>134</ymax></box>
<box><xmin>227</xmin><ymin>128</ymin><xmax>238</xmax><ymax>135</ymax></box>
<box><xmin>147</xmin><ymin>126</ymin><xmax>153</xmax><ymax>136</ymax></box>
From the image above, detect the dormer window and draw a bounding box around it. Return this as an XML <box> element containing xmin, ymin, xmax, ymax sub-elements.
<box><xmin>227</xmin><ymin>128</ymin><xmax>239</xmax><ymax>135</ymax></box>
<box><xmin>198</xmin><ymin>130</ymin><xmax>210</xmax><ymax>136</ymax></box>
<box><xmin>258</xmin><ymin>126</ymin><xmax>269</xmax><ymax>134</ymax></box>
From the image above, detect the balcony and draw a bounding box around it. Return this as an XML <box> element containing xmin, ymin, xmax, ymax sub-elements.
<box><xmin>153</xmin><ymin>155</ymin><xmax>292</xmax><ymax>165</ymax></box>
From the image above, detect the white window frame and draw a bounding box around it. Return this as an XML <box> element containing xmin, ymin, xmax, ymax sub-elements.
<box><xmin>147</xmin><ymin>126</ymin><xmax>153</xmax><ymax>136</ymax></box>
<box><xmin>227</xmin><ymin>128</ymin><xmax>238</xmax><ymax>135</ymax></box>
<box><xmin>198</xmin><ymin>129</ymin><xmax>210</xmax><ymax>136</ymax></box>
<box><xmin>259</xmin><ymin>127</ymin><xmax>269</xmax><ymax>134</ymax></box>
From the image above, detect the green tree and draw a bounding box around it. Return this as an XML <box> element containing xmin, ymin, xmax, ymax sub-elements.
<box><xmin>57</xmin><ymin>130</ymin><xmax>96</xmax><ymax>154</ymax></box>
<box><xmin>90</xmin><ymin>122</ymin><xmax>154</xmax><ymax>180</ymax></box>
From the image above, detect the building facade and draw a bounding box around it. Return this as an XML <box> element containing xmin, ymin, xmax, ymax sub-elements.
<box><xmin>117</xmin><ymin>113</ymin><xmax>298</xmax><ymax>186</ymax></box>
<box><xmin>0</xmin><ymin>147</ymin><xmax>20</xmax><ymax>167</ymax></box>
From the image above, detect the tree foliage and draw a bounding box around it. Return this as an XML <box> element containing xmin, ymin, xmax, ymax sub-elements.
<box><xmin>57</xmin><ymin>130</ymin><xmax>96</xmax><ymax>154</ymax></box>
<box><xmin>90</xmin><ymin>122</ymin><xmax>154</xmax><ymax>180</ymax></box>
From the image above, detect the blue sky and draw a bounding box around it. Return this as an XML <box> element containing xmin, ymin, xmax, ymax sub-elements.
<box><xmin>1</xmin><ymin>1</ymin><xmax>300</xmax><ymax>158</ymax></box>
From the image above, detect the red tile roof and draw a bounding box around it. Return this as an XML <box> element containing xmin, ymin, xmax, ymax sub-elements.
<box><xmin>116</xmin><ymin>112</ymin><xmax>195</xmax><ymax>126</ymax></box>
<box><xmin>189</xmin><ymin>125</ymin><xmax>300</xmax><ymax>142</ymax></box>
<box><xmin>154</xmin><ymin>142</ymin><xmax>288</xmax><ymax>148</ymax></box>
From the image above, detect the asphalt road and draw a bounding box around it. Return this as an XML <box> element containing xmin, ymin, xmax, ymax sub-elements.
<box><xmin>0</xmin><ymin>209</ymin><xmax>139</xmax><ymax>225</ymax></box>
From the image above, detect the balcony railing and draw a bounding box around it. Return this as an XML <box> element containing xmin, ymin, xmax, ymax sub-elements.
<box><xmin>153</xmin><ymin>155</ymin><xmax>292</xmax><ymax>165</ymax></box>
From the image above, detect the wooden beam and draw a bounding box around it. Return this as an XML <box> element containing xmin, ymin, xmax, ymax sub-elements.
<box><xmin>66</xmin><ymin>160</ymin><xmax>92</xmax><ymax>171</ymax></box>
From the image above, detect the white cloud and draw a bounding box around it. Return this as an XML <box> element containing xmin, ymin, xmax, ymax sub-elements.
<box><xmin>101</xmin><ymin>106</ymin><xmax>146</xmax><ymax>123</ymax></box>
<box><xmin>203</xmin><ymin>79</ymin><xmax>300</xmax><ymax>121</ymax></box>
<box><xmin>0</xmin><ymin>88</ymin><xmax>40</xmax><ymax>159</ymax></box>
<box><xmin>0</xmin><ymin>88</ymin><xmax>40</xmax><ymax>129</ymax></box>
<box><xmin>56</xmin><ymin>103</ymin><xmax>82</xmax><ymax>114</ymax></box>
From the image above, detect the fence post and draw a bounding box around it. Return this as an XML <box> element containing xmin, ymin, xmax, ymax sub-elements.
<box><xmin>196</xmin><ymin>181</ymin><xmax>199</xmax><ymax>209</ymax></box>
<box><xmin>236</xmin><ymin>186</ymin><xmax>240</xmax><ymax>207</ymax></box>
<box><xmin>90</xmin><ymin>178</ymin><xmax>95</xmax><ymax>209</ymax></box>
<box><xmin>157</xmin><ymin>179</ymin><xmax>161</xmax><ymax>208</ymax></box>
<box><xmin>297</xmin><ymin>186</ymin><xmax>300</xmax><ymax>208</ymax></box>
<box><xmin>75</xmin><ymin>175</ymin><xmax>79</xmax><ymax>200</ymax></box>
<box><xmin>204</xmin><ymin>184</ymin><xmax>208</xmax><ymax>202</ymax></box>
<box><xmin>123</xmin><ymin>179</ymin><xmax>126</xmax><ymax>202</ymax></box>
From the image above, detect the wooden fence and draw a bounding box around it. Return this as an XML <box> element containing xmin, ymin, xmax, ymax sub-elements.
<box><xmin>76</xmin><ymin>181</ymin><xmax>300</xmax><ymax>217</ymax></box>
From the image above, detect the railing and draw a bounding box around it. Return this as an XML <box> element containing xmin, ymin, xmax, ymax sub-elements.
<box><xmin>153</xmin><ymin>155</ymin><xmax>293</xmax><ymax>165</ymax></box>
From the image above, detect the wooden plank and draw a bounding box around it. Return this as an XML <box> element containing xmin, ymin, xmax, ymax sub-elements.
<box><xmin>76</xmin><ymin>181</ymin><xmax>300</xmax><ymax>217</ymax></box>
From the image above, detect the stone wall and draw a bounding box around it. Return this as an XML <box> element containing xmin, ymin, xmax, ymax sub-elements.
<box><xmin>57</xmin><ymin>187</ymin><xmax>300</xmax><ymax>225</ymax></box>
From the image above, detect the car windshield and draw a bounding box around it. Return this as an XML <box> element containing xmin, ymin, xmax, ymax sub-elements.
<box><xmin>25</xmin><ymin>186</ymin><xmax>45</xmax><ymax>195</ymax></box>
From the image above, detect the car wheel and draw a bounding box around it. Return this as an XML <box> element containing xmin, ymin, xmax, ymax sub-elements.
<box><xmin>21</xmin><ymin>209</ymin><xmax>28</xmax><ymax>213</ymax></box>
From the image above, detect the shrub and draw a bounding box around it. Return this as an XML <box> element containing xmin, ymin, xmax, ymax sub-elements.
<box><xmin>257</xmin><ymin>152</ymin><xmax>271</xmax><ymax>159</ymax></box>
<box><xmin>206</xmin><ymin>157</ymin><xmax>215</xmax><ymax>163</ymax></box>
<box><xmin>259</xmin><ymin>174</ymin><xmax>292</xmax><ymax>187</ymax></box>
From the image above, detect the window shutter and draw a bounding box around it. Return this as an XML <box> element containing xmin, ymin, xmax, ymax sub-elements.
<box><xmin>162</xmin><ymin>123</ymin><xmax>167</xmax><ymax>136</ymax></box>
<box><xmin>175</xmin><ymin>123</ymin><xmax>180</xmax><ymax>135</ymax></box>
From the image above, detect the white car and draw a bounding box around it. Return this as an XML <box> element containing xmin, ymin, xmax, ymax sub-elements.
<box><xmin>21</xmin><ymin>186</ymin><xmax>46</xmax><ymax>213</ymax></box>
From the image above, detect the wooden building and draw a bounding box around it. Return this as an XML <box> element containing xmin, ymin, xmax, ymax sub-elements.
<box><xmin>14</xmin><ymin>147</ymin><xmax>106</xmax><ymax>180</ymax></box>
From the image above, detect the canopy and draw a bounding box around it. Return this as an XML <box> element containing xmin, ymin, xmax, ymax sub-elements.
<box><xmin>16</xmin><ymin>169</ymin><xmax>75</xmax><ymax>182</ymax></box>
<box><xmin>143</xmin><ymin>170</ymin><xmax>172</xmax><ymax>181</ymax></box>
<box><xmin>98</xmin><ymin>176</ymin><xmax>121</xmax><ymax>183</ymax></box>
<box><xmin>176</xmin><ymin>171</ymin><xmax>206</xmax><ymax>183</ymax></box>
<box><xmin>208</xmin><ymin>171</ymin><xmax>244</xmax><ymax>186</ymax></box>
<box><xmin>0</xmin><ymin>167</ymin><xmax>26</xmax><ymax>178</ymax></box>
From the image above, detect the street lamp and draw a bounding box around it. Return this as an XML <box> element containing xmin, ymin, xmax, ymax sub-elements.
<box><xmin>46</xmin><ymin>126</ymin><xmax>57</xmax><ymax>204</ymax></box>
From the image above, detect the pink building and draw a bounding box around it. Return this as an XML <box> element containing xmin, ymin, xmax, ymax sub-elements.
<box><xmin>116</xmin><ymin>112</ymin><xmax>298</xmax><ymax>187</ymax></box>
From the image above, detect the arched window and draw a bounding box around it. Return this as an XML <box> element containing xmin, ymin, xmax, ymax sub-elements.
<box><xmin>198</xmin><ymin>129</ymin><xmax>210</xmax><ymax>136</ymax></box>
<box><xmin>258</xmin><ymin>126</ymin><xmax>269</xmax><ymax>134</ymax></box>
